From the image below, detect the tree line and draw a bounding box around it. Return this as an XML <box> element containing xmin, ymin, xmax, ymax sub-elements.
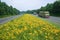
<box><xmin>0</xmin><ymin>2</ymin><xmax>20</xmax><ymax>16</ymax></box>
<box><xmin>39</xmin><ymin>1</ymin><xmax>60</xmax><ymax>16</ymax></box>
<box><xmin>26</xmin><ymin>1</ymin><xmax>60</xmax><ymax>16</ymax></box>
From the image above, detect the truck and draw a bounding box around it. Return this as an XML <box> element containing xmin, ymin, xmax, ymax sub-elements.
<box><xmin>38</xmin><ymin>11</ymin><xmax>50</xmax><ymax>18</ymax></box>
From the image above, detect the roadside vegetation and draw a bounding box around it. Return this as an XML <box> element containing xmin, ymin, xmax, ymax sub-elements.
<box><xmin>0</xmin><ymin>14</ymin><xmax>60</xmax><ymax>40</ymax></box>
<box><xmin>39</xmin><ymin>17</ymin><xmax>60</xmax><ymax>30</ymax></box>
<box><xmin>0</xmin><ymin>0</ymin><xmax>60</xmax><ymax>40</ymax></box>
<box><xmin>0</xmin><ymin>1</ymin><xmax>60</xmax><ymax>18</ymax></box>
<box><xmin>26</xmin><ymin>1</ymin><xmax>60</xmax><ymax>17</ymax></box>
<box><xmin>0</xmin><ymin>2</ymin><xmax>20</xmax><ymax>18</ymax></box>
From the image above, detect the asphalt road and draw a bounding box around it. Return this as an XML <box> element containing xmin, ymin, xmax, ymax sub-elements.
<box><xmin>0</xmin><ymin>15</ymin><xmax>21</xmax><ymax>24</ymax></box>
<box><xmin>33</xmin><ymin>14</ymin><xmax>60</xmax><ymax>25</ymax></box>
<box><xmin>44</xmin><ymin>16</ymin><xmax>60</xmax><ymax>25</ymax></box>
<box><xmin>0</xmin><ymin>14</ymin><xmax>60</xmax><ymax>26</ymax></box>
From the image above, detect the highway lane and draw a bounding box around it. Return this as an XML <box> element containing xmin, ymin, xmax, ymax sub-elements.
<box><xmin>44</xmin><ymin>16</ymin><xmax>60</xmax><ymax>25</ymax></box>
<box><xmin>0</xmin><ymin>14</ymin><xmax>60</xmax><ymax>26</ymax></box>
<box><xmin>33</xmin><ymin>14</ymin><xmax>60</xmax><ymax>25</ymax></box>
<box><xmin>0</xmin><ymin>15</ymin><xmax>21</xmax><ymax>24</ymax></box>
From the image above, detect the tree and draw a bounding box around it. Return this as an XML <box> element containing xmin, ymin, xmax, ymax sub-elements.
<box><xmin>40</xmin><ymin>7</ymin><xmax>46</xmax><ymax>11</ymax></box>
<box><xmin>52</xmin><ymin>1</ymin><xmax>60</xmax><ymax>16</ymax></box>
<box><xmin>46</xmin><ymin>3</ymin><xmax>53</xmax><ymax>11</ymax></box>
<box><xmin>0</xmin><ymin>2</ymin><xmax>20</xmax><ymax>16</ymax></box>
<box><xmin>0</xmin><ymin>0</ymin><xmax>1</xmax><ymax>2</ymax></box>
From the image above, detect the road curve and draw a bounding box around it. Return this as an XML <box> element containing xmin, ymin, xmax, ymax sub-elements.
<box><xmin>0</xmin><ymin>15</ymin><xmax>21</xmax><ymax>24</ymax></box>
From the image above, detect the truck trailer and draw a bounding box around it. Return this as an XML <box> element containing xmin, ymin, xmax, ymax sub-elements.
<box><xmin>38</xmin><ymin>11</ymin><xmax>50</xmax><ymax>18</ymax></box>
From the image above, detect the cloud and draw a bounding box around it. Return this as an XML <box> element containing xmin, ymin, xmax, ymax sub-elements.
<box><xmin>1</xmin><ymin>0</ymin><xmax>56</xmax><ymax>11</ymax></box>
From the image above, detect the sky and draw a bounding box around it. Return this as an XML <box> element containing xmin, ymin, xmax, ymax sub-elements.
<box><xmin>1</xmin><ymin>0</ymin><xmax>56</xmax><ymax>11</ymax></box>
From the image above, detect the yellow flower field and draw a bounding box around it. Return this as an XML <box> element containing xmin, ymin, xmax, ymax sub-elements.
<box><xmin>0</xmin><ymin>14</ymin><xmax>60</xmax><ymax>40</ymax></box>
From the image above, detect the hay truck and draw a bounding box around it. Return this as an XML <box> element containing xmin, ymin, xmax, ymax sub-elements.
<box><xmin>38</xmin><ymin>11</ymin><xmax>50</xmax><ymax>18</ymax></box>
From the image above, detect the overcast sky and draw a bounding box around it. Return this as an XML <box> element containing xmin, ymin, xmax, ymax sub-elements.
<box><xmin>1</xmin><ymin>0</ymin><xmax>56</xmax><ymax>11</ymax></box>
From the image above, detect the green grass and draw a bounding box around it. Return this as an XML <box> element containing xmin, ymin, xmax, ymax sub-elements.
<box><xmin>34</xmin><ymin>15</ymin><xmax>60</xmax><ymax>30</ymax></box>
<box><xmin>46</xmin><ymin>21</ymin><xmax>60</xmax><ymax>30</ymax></box>
<box><xmin>0</xmin><ymin>14</ymin><xmax>60</xmax><ymax>40</ymax></box>
<box><xmin>0</xmin><ymin>15</ymin><xmax>17</xmax><ymax>18</ymax></box>
<box><xmin>0</xmin><ymin>15</ymin><xmax>11</xmax><ymax>18</ymax></box>
<box><xmin>40</xmin><ymin>18</ymin><xmax>60</xmax><ymax>30</ymax></box>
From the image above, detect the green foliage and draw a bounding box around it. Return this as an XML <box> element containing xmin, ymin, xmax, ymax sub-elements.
<box><xmin>52</xmin><ymin>1</ymin><xmax>60</xmax><ymax>16</ymax></box>
<box><xmin>0</xmin><ymin>2</ymin><xmax>20</xmax><ymax>17</ymax></box>
<box><xmin>28</xmin><ymin>1</ymin><xmax>60</xmax><ymax>16</ymax></box>
<box><xmin>26</xmin><ymin>10</ymin><xmax>33</xmax><ymax>14</ymax></box>
<box><xmin>39</xmin><ymin>1</ymin><xmax>60</xmax><ymax>16</ymax></box>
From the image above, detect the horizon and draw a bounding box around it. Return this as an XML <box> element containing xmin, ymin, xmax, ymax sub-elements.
<box><xmin>1</xmin><ymin>0</ymin><xmax>56</xmax><ymax>11</ymax></box>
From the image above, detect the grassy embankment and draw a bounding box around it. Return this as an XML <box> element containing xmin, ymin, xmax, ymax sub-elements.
<box><xmin>0</xmin><ymin>14</ymin><xmax>60</xmax><ymax>40</ymax></box>
<box><xmin>0</xmin><ymin>15</ymin><xmax>17</xmax><ymax>18</ymax></box>
<box><xmin>37</xmin><ymin>16</ymin><xmax>60</xmax><ymax>29</ymax></box>
<box><xmin>0</xmin><ymin>15</ymin><xmax>11</xmax><ymax>18</ymax></box>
